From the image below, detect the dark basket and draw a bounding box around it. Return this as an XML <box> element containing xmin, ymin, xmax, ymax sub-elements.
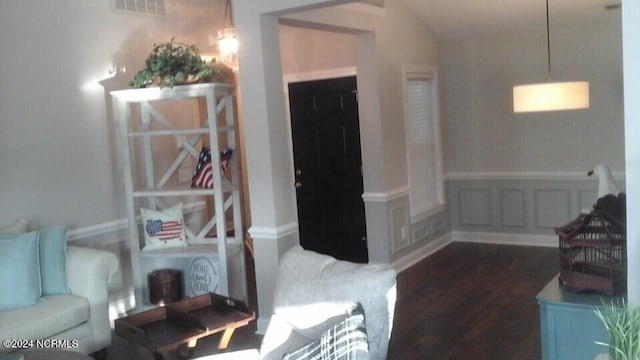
<box><xmin>148</xmin><ymin>269</ymin><xmax>183</xmax><ymax>305</ymax></box>
<box><xmin>555</xmin><ymin>211</ymin><xmax>626</xmax><ymax>296</ymax></box>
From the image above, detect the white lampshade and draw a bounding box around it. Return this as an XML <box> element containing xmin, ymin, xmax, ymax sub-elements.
<box><xmin>513</xmin><ymin>81</ymin><xmax>589</xmax><ymax>113</ymax></box>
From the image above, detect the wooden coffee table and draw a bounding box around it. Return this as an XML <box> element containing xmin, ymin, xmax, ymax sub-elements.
<box><xmin>115</xmin><ymin>293</ymin><xmax>254</xmax><ymax>360</ymax></box>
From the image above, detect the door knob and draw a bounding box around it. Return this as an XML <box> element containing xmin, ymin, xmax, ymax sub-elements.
<box><xmin>295</xmin><ymin>182</ymin><xmax>303</xmax><ymax>189</ymax></box>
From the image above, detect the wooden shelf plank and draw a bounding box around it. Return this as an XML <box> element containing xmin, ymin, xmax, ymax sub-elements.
<box><xmin>128</xmin><ymin>128</ymin><xmax>210</xmax><ymax>137</ymax></box>
<box><xmin>111</xmin><ymin>83</ymin><xmax>235</xmax><ymax>102</ymax></box>
<box><xmin>138</xmin><ymin>242</ymin><xmax>242</xmax><ymax>258</ymax></box>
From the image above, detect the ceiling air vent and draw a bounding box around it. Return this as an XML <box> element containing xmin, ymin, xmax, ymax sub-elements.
<box><xmin>114</xmin><ymin>0</ymin><xmax>166</xmax><ymax>15</ymax></box>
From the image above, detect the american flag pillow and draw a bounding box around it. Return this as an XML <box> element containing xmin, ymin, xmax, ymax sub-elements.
<box><xmin>191</xmin><ymin>146</ymin><xmax>233</xmax><ymax>189</ymax></box>
<box><xmin>140</xmin><ymin>203</ymin><xmax>188</xmax><ymax>251</ymax></box>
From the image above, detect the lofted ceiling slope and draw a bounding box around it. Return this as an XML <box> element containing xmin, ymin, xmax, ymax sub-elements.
<box><xmin>398</xmin><ymin>0</ymin><xmax>621</xmax><ymax>40</ymax></box>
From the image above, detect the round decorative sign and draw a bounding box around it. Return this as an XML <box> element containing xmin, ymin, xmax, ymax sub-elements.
<box><xmin>189</xmin><ymin>257</ymin><xmax>218</xmax><ymax>296</ymax></box>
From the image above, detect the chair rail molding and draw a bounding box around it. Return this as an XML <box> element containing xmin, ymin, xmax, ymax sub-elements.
<box><xmin>445</xmin><ymin>171</ymin><xmax>625</xmax><ymax>181</ymax></box>
<box><xmin>67</xmin><ymin>200</ymin><xmax>207</xmax><ymax>245</ymax></box>
<box><xmin>248</xmin><ymin>222</ymin><xmax>299</xmax><ymax>240</ymax></box>
<box><xmin>67</xmin><ymin>218</ymin><xmax>128</xmax><ymax>243</ymax></box>
<box><xmin>362</xmin><ymin>186</ymin><xmax>410</xmax><ymax>203</ymax></box>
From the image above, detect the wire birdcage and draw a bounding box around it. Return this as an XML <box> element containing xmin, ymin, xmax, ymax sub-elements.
<box><xmin>555</xmin><ymin>211</ymin><xmax>626</xmax><ymax>296</ymax></box>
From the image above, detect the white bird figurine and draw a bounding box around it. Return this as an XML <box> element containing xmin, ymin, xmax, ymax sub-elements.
<box><xmin>588</xmin><ymin>164</ymin><xmax>622</xmax><ymax>198</ymax></box>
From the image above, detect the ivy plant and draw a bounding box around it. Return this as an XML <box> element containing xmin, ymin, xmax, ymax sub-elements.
<box><xmin>130</xmin><ymin>38</ymin><xmax>222</xmax><ymax>88</ymax></box>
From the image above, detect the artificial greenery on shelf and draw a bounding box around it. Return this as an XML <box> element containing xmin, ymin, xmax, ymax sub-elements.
<box><xmin>594</xmin><ymin>300</ymin><xmax>640</xmax><ymax>360</ymax></box>
<box><xmin>130</xmin><ymin>38</ymin><xmax>227</xmax><ymax>88</ymax></box>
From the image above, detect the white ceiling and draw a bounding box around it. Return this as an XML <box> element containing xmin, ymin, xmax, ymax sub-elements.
<box><xmin>398</xmin><ymin>0</ymin><xmax>621</xmax><ymax>40</ymax></box>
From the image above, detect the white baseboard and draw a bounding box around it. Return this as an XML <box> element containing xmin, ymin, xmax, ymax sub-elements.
<box><xmin>392</xmin><ymin>233</ymin><xmax>453</xmax><ymax>273</ymax></box>
<box><xmin>392</xmin><ymin>231</ymin><xmax>557</xmax><ymax>274</ymax></box>
<box><xmin>452</xmin><ymin>231</ymin><xmax>558</xmax><ymax>248</ymax></box>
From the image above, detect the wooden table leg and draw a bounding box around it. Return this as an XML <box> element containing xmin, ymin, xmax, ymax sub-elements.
<box><xmin>187</xmin><ymin>338</ymin><xmax>198</xmax><ymax>349</ymax></box>
<box><xmin>174</xmin><ymin>339</ymin><xmax>198</xmax><ymax>359</ymax></box>
<box><xmin>185</xmin><ymin>339</ymin><xmax>198</xmax><ymax>358</ymax></box>
<box><xmin>218</xmin><ymin>327</ymin><xmax>236</xmax><ymax>350</ymax></box>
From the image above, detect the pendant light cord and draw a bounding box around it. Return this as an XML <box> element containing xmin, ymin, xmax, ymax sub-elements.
<box><xmin>546</xmin><ymin>0</ymin><xmax>551</xmax><ymax>81</ymax></box>
<box><xmin>223</xmin><ymin>0</ymin><xmax>234</xmax><ymax>27</ymax></box>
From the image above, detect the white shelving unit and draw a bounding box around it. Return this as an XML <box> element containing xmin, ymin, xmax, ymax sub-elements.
<box><xmin>111</xmin><ymin>83</ymin><xmax>245</xmax><ymax>308</ymax></box>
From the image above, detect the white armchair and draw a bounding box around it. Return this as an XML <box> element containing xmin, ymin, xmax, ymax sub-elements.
<box><xmin>197</xmin><ymin>245</ymin><xmax>397</xmax><ymax>360</ymax></box>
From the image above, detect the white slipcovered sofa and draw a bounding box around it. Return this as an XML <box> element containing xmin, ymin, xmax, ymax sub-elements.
<box><xmin>0</xmin><ymin>245</ymin><xmax>119</xmax><ymax>356</ymax></box>
<box><xmin>198</xmin><ymin>245</ymin><xmax>397</xmax><ymax>360</ymax></box>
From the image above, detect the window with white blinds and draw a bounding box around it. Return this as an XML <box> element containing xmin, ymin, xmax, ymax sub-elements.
<box><xmin>403</xmin><ymin>66</ymin><xmax>444</xmax><ymax>219</ymax></box>
<box><xmin>114</xmin><ymin>0</ymin><xmax>166</xmax><ymax>15</ymax></box>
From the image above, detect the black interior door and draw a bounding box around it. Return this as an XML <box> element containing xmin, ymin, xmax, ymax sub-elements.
<box><xmin>288</xmin><ymin>76</ymin><xmax>368</xmax><ymax>263</ymax></box>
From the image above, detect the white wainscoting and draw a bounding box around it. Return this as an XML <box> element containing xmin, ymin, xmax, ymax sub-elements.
<box><xmin>363</xmin><ymin>187</ymin><xmax>450</xmax><ymax>264</ymax></box>
<box><xmin>389</xmin><ymin>171</ymin><xmax>625</xmax><ymax>272</ymax></box>
<box><xmin>446</xmin><ymin>172</ymin><xmax>624</xmax><ymax>236</ymax></box>
<box><xmin>391</xmin><ymin>232</ymin><xmax>452</xmax><ymax>273</ymax></box>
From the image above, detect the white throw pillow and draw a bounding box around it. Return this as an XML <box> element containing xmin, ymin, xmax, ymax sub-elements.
<box><xmin>141</xmin><ymin>203</ymin><xmax>187</xmax><ymax>251</ymax></box>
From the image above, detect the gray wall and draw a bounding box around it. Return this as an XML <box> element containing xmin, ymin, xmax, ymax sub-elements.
<box><xmin>438</xmin><ymin>13</ymin><xmax>625</xmax><ymax>250</ymax></box>
<box><xmin>441</xmin><ymin>16</ymin><xmax>624</xmax><ymax>174</ymax></box>
<box><xmin>280</xmin><ymin>25</ymin><xmax>356</xmax><ymax>74</ymax></box>
<box><xmin>0</xmin><ymin>0</ymin><xmax>225</xmax><ymax>230</ymax></box>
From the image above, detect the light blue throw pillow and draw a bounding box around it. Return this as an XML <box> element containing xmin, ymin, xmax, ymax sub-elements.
<box><xmin>0</xmin><ymin>225</ymin><xmax>69</xmax><ymax>296</ymax></box>
<box><xmin>38</xmin><ymin>226</ymin><xmax>69</xmax><ymax>295</ymax></box>
<box><xmin>0</xmin><ymin>232</ymin><xmax>41</xmax><ymax>310</ymax></box>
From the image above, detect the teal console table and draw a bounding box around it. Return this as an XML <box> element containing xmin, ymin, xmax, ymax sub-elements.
<box><xmin>537</xmin><ymin>274</ymin><xmax>623</xmax><ymax>360</ymax></box>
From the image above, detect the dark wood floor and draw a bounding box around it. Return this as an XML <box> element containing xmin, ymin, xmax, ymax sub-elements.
<box><xmin>106</xmin><ymin>242</ymin><xmax>558</xmax><ymax>359</ymax></box>
<box><xmin>388</xmin><ymin>242</ymin><xmax>559</xmax><ymax>360</ymax></box>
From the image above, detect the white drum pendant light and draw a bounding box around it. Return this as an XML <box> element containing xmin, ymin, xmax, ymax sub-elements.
<box><xmin>513</xmin><ymin>0</ymin><xmax>589</xmax><ymax>113</ymax></box>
